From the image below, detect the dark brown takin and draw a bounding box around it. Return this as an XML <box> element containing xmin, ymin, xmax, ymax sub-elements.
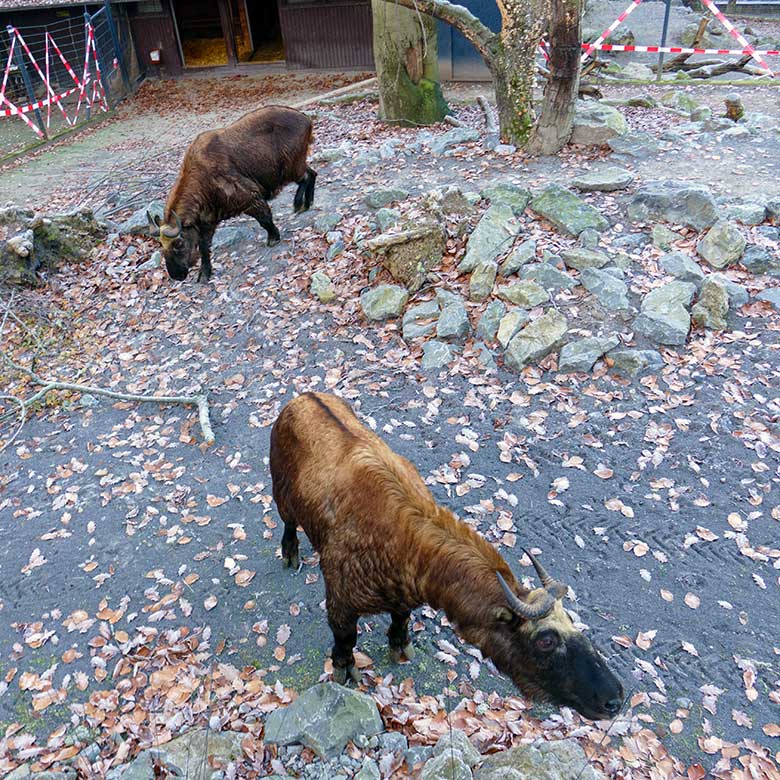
<box><xmin>148</xmin><ymin>105</ymin><xmax>315</xmax><ymax>282</ymax></box>
<box><xmin>269</xmin><ymin>392</ymin><xmax>624</xmax><ymax>721</ymax></box>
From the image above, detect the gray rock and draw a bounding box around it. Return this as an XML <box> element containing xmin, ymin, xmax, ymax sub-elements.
<box><xmin>375</xmin><ymin>208</ymin><xmax>400</xmax><ymax>232</ymax></box>
<box><xmin>474</xmin><ymin>341</ymin><xmax>496</xmax><ymax>370</ymax></box>
<box><xmin>377</xmin><ymin>732</ymin><xmax>408</xmax><ymax>754</ymax></box>
<box><xmin>359</xmin><ymin>284</ymin><xmax>409</xmax><ymax>321</ymax></box>
<box><xmin>757</xmin><ymin>289</ymin><xmax>780</xmax><ymax>309</ymax></box>
<box><xmin>725</xmin><ymin>202</ymin><xmax>767</xmax><ymax>226</ymax></box>
<box><xmin>120</xmin><ymin>200</ymin><xmax>164</xmax><ymax>235</ymax></box>
<box><xmin>432</xmin><ymin>730</ymin><xmax>481</xmax><ymax>768</ymax></box>
<box><xmin>369</xmin><ymin>222</ymin><xmax>445</xmax><ymax>292</ymax></box>
<box><xmin>741</xmin><ymin>245</ymin><xmax>780</xmax><ymax>275</ymax></box>
<box><xmin>562</xmin><ymin>248</ymin><xmax>610</xmax><ymax>271</ymax></box>
<box><xmin>500</xmin><ymin>239</ymin><xmax>537</xmax><ymax>276</ymax></box>
<box><xmin>422</xmin><ymin>340</ymin><xmax>455</xmax><ymax>369</ymax></box>
<box><xmin>437</xmin><ymin>300</ymin><xmax>470</xmax><ymax>342</ymax></box>
<box><xmin>480</xmin><ymin>183</ymin><xmax>532</xmax><ymax>216</ymax></box>
<box><xmin>314</xmin><ymin>212</ymin><xmax>342</xmax><ymax>232</ymax></box>
<box><xmin>355</xmin><ymin>757</ymin><xmax>381</xmax><ymax>780</ymax></box>
<box><xmin>634</xmin><ymin>281</ymin><xmax>696</xmax><ymax>346</ymax></box>
<box><xmin>497</xmin><ymin>280</ymin><xmax>550</xmax><ymax>308</ymax></box>
<box><xmin>618</xmin><ymin>62</ymin><xmax>653</xmax><ymax>80</ymax></box>
<box><xmin>474</xmin><ymin>738</ymin><xmax>603</xmax><ymax>780</ymax></box>
<box><xmin>690</xmin><ymin>106</ymin><xmax>712</xmax><ymax>122</ymax></box>
<box><xmin>459</xmin><ymin>204</ymin><xmax>519</xmax><ymax>273</ymax></box>
<box><xmin>660</xmin><ymin>90</ymin><xmax>698</xmax><ymax>116</ymax></box>
<box><xmin>529</xmin><ymin>185</ymin><xmax>609</xmax><ymax>237</ymax></box>
<box><xmin>406</xmin><ymin>746</ymin><xmax>435</xmax><ymax>768</ymax></box>
<box><xmin>403</xmin><ymin>300</ymin><xmax>440</xmax><ymax>340</ymax></box>
<box><xmin>213</xmin><ymin>224</ymin><xmax>256</xmax><ymax>250</ymax></box>
<box><xmin>426</xmin><ymin>186</ymin><xmax>476</xmax><ymax>221</ymax></box>
<box><xmin>626</xmin><ymin>94</ymin><xmax>657</xmax><ymax>108</ymax></box>
<box><xmin>692</xmin><ymin>277</ymin><xmax>729</xmax><ymax>330</ymax></box>
<box><xmin>421</xmin><ymin>751</ymin><xmax>473</xmax><ymax>780</ymax></box>
<box><xmin>477</xmin><ymin>300</ymin><xmax>506</xmax><ymax>342</ymax></box>
<box><xmin>608</xmin><ymin>348</ymin><xmax>664</xmax><ymax>377</ymax></box>
<box><xmin>559</xmin><ymin>335</ymin><xmax>620</xmax><ymax>373</ymax></box>
<box><xmin>264</xmin><ymin>683</ymin><xmax>383</xmax><ymax>758</ymax></box>
<box><xmin>310</xmin><ymin>271</ymin><xmax>337</xmax><ymax>303</ymax></box>
<box><xmin>153</xmin><ymin>729</ymin><xmax>243</xmax><ymax>780</ymax></box>
<box><xmin>767</xmin><ymin>199</ymin><xmax>780</xmax><ymax>223</ymax></box>
<box><xmin>138</xmin><ymin>250</ymin><xmax>162</xmax><ymax>272</ymax></box>
<box><xmin>470</xmin><ymin>260</ymin><xmax>498</xmax><ymax>301</ymax></box>
<box><xmin>497</xmin><ymin>310</ymin><xmax>530</xmax><ymax>348</ymax></box>
<box><xmin>436</xmin><ymin>288</ymin><xmax>463</xmax><ymax>308</ymax></box>
<box><xmin>608</xmin><ymin>131</ymin><xmax>660</xmax><ymax>158</ymax></box>
<box><xmin>710</xmin><ymin>273</ymin><xmax>748</xmax><ymax>307</ymax></box>
<box><xmin>571</xmin><ymin>102</ymin><xmax>629</xmax><ymax>145</ymax></box>
<box><xmin>365</xmin><ymin>188</ymin><xmax>409</xmax><ymax>209</ymax></box>
<box><xmin>430</xmin><ymin>127</ymin><xmax>481</xmax><ymax>155</ymax></box>
<box><xmin>652</xmin><ymin>225</ymin><xmax>683</xmax><ymax>251</ymax></box>
<box><xmin>325</xmin><ymin>230</ymin><xmax>342</xmax><ymax>245</ymax></box>
<box><xmin>580</xmin><ymin>267</ymin><xmax>629</xmax><ymax>310</ymax></box>
<box><xmin>504</xmin><ymin>311</ymin><xmax>568</xmax><ymax>370</ymax></box>
<box><xmin>628</xmin><ymin>182</ymin><xmax>718</xmax><ymax>231</ymax></box>
<box><xmin>327</xmin><ymin>240</ymin><xmax>345</xmax><ymax>260</ymax></box>
<box><xmin>659</xmin><ymin>252</ymin><xmax>705</xmax><ymax>287</ymax></box>
<box><xmin>521</xmin><ymin>261</ymin><xmax>577</xmax><ymax>291</ymax></box>
<box><xmin>572</xmin><ymin>167</ymin><xmax>634</xmax><ymax>193</ymax></box>
<box><xmin>697</xmin><ymin>221</ymin><xmax>746</xmax><ymax>269</ymax></box>
<box><xmin>579</xmin><ymin>228</ymin><xmax>601</xmax><ymax>249</ymax></box>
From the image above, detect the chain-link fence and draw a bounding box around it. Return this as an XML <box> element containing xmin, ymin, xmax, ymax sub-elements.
<box><xmin>0</xmin><ymin>3</ymin><xmax>137</xmax><ymax>159</ymax></box>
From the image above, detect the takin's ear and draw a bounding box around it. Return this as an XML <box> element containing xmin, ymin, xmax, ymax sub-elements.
<box><xmin>494</xmin><ymin>606</ymin><xmax>515</xmax><ymax>623</ymax></box>
<box><xmin>147</xmin><ymin>211</ymin><xmax>162</xmax><ymax>231</ymax></box>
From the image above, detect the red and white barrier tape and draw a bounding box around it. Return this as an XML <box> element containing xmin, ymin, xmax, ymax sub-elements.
<box><xmin>587</xmin><ymin>43</ymin><xmax>780</xmax><ymax>57</ymax></box>
<box><xmin>700</xmin><ymin>0</ymin><xmax>773</xmax><ymax>74</ymax></box>
<box><xmin>0</xmin><ymin>83</ymin><xmax>85</xmax><ymax>117</ymax></box>
<box><xmin>583</xmin><ymin>0</ymin><xmax>643</xmax><ymax>62</ymax></box>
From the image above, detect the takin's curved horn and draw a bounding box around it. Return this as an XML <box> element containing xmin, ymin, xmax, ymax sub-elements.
<box><xmin>160</xmin><ymin>210</ymin><xmax>182</xmax><ymax>238</ymax></box>
<box><xmin>522</xmin><ymin>549</ymin><xmax>568</xmax><ymax>600</ymax></box>
<box><xmin>496</xmin><ymin>571</ymin><xmax>556</xmax><ymax>620</ymax></box>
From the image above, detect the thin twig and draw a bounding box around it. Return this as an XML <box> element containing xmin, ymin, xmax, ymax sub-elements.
<box><xmin>0</xmin><ymin>394</ymin><xmax>26</xmax><ymax>453</ymax></box>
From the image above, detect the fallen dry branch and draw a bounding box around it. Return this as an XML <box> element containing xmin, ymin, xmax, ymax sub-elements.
<box><xmin>655</xmin><ymin>16</ymin><xmax>710</xmax><ymax>73</ymax></box>
<box><xmin>476</xmin><ymin>94</ymin><xmax>498</xmax><ymax>136</ymax></box>
<box><xmin>687</xmin><ymin>54</ymin><xmax>752</xmax><ymax>79</ymax></box>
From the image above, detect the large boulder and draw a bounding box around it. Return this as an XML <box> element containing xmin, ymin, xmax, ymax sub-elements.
<box><xmin>264</xmin><ymin>683</ymin><xmax>383</xmax><ymax>758</ymax></box>
<box><xmin>691</xmin><ymin>276</ymin><xmax>729</xmax><ymax>330</ymax></box>
<box><xmin>504</xmin><ymin>311</ymin><xmax>568</xmax><ymax>370</ymax></box>
<box><xmin>459</xmin><ymin>204</ymin><xmax>520</xmax><ymax>273</ymax></box>
<box><xmin>474</xmin><ymin>738</ymin><xmax>604</xmax><ymax>780</ymax></box>
<box><xmin>529</xmin><ymin>185</ymin><xmax>609</xmax><ymax>237</ymax></box>
<box><xmin>367</xmin><ymin>223</ymin><xmax>445</xmax><ymax>292</ymax></box>
<box><xmin>153</xmin><ymin>729</ymin><xmax>243</xmax><ymax>780</ymax></box>
<box><xmin>608</xmin><ymin>348</ymin><xmax>664</xmax><ymax>377</ymax></box>
<box><xmin>628</xmin><ymin>182</ymin><xmax>719</xmax><ymax>231</ymax></box>
<box><xmin>697</xmin><ymin>220</ymin><xmax>746</xmax><ymax>269</ymax></box>
<box><xmin>360</xmin><ymin>284</ymin><xmax>409</xmax><ymax>320</ymax></box>
<box><xmin>634</xmin><ymin>281</ymin><xmax>696</xmax><ymax>345</ymax></box>
<box><xmin>559</xmin><ymin>335</ymin><xmax>620</xmax><ymax>373</ymax></box>
<box><xmin>570</xmin><ymin>102</ymin><xmax>629</xmax><ymax>146</ymax></box>
<box><xmin>480</xmin><ymin>183</ymin><xmax>532</xmax><ymax>216</ymax></box>
<box><xmin>1</xmin><ymin>207</ymin><xmax>107</xmax><ymax>285</ymax></box>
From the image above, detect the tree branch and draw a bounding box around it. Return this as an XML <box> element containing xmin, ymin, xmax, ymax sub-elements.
<box><xmin>381</xmin><ymin>0</ymin><xmax>496</xmax><ymax>63</ymax></box>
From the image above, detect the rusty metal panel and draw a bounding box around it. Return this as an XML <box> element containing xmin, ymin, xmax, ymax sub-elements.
<box><xmin>279</xmin><ymin>1</ymin><xmax>373</xmax><ymax>70</ymax></box>
<box><xmin>129</xmin><ymin>4</ymin><xmax>183</xmax><ymax>75</ymax></box>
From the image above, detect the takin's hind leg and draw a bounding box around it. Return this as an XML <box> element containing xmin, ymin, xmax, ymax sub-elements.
<box><xmin>388</xmin><ymin>610</ymin><xmax>415</xmax><ymax>663</ymax></box>
<box><xmin>246</xmin><ymin>198</ymin><xmax>281</xmax><ymax>246</ymax></box>
<box><xmin>280</xmin><ymin>519</ymin><xmax>300</xmax><ymax>570</ymax></box>
<box><xmin>293</xmin><ymin>167</ymin><xmax>316</xmax><ymax>213</ymax></box>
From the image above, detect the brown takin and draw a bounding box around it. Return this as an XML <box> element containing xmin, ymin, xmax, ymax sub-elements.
<box><xmin>148</xmin><ymin>105</ymin><xmax>315</xmax><ymax>282</ymax></box>
<box><xmin>269</xmin><ymin>392</ymin><xmax>624</xmax><ymax>720</ymax></box>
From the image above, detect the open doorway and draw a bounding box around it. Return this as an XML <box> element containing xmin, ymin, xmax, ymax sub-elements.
<box><xmin>244</xmin><ymin>0</ymin><xmax>285</xmax><ymax>63</ymax></box>
<box><xmin>172</xmin><ymin>0</ymin><xmax>227</xmax><ymax>67</ymax></box>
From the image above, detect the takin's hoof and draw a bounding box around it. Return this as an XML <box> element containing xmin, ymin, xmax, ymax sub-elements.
<box><xmin>389</xmin><ymin>643</ymin><xmax>416</xmax><ymax>663</ymax></box>
<box><xmin>197</xmin><ymin>272</ymin><xmax>212</xmax><ymax>284</ymax></box>
<box><xmin>282</xmin><ymin>552</ymin><xmax>299</xmax><ymax>570</ymax></box>
<box><xmin>267</xmin><ymin>235</ymin><xmax>281</xmax><ymax>247</ymax></box>
<box><xmin>332</xmin><ymin>664</ymin><xmax>360</xmax><ymax>685</ymax></box>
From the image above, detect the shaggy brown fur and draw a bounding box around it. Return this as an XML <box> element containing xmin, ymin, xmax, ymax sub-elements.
<box><xmin>269</xmin><ymin>392</ymin><xmax>624</xmax><ymax>719</ymax></box>
<box><xmin>151</xmin><ymin>105</ymin><xmax>315</xmax><ymax>282</ymax></box>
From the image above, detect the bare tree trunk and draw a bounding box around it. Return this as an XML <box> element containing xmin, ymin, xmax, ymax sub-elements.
<box><xmin>529</xmin><ymin>0</ymin><xmax>582</xmax><ymax>155</ymax></box>
<box><xmin>372</xmin><ymin>0</ymin><xmax>449</xmax><ymax>125</ymax></box>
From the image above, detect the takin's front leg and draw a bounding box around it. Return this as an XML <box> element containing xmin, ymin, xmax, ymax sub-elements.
<box><xmin>246</xmin><ymin>198</ymin><xmax>281</xmax><ymax>246</ymax></box>
<box><xmin>388</xmin><ymin>610</ymin><xmax>416</xmax><ymax>663</ymax></box>
<box><xmin>197</xmin><ymin>226</ymin><xmax>215</xmax><ymax>283</ymax></box>
<box><xmin>326</xmin><ymin>599</ymin><xmax>360</xmax><ymax>685</ymax></box>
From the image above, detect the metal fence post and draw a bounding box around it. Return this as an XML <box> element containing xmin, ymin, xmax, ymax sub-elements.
<box><xmin>103</xmin><ymin>0</ymin><xmax>131</xmax><ymax>93</ymax></box>
<box><xmin>7</xmin><ymin>25</ymin><xmax>47</xmax><ymax>139</ymax></box>
<box><xmin>656</xmin><ymin>0</ymin><xmax>673</xmax><ymax>82</ymax></box>
<box><xmin>84</xmin><ymin>13</ymin><xmax>92</xmax><ymax>121</ymax></box>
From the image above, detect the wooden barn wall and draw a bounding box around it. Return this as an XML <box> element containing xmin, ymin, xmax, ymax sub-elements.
<box><xmin>279</xmin><ymin>1</ymin><xmax>373</xmax><ymax>70</ymax></box>
<box><xmin>128</xmin><ymin>0</ymin><xmax>183</xmax><ymax>76</ymax></box>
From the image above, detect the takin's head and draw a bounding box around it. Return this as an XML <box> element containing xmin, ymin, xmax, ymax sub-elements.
<box><xmin>148</xmin><ymin>210</ymin><xmax>199</xmax><ymax>281</ymax></box>
<box><xmin>490</xmin><ymin>552</ymin><xmax>624</xmax><ymax>721</ymax></box>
